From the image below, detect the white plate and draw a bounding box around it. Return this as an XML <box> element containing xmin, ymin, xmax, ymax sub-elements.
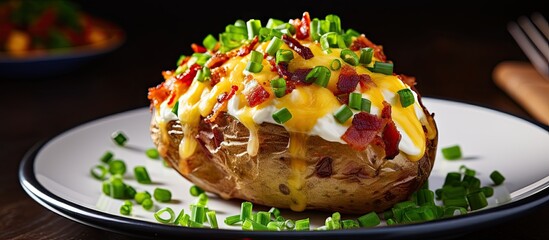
<box><xmin>19</xmin><ymin>98</ymin><xmax>549</xmax><ymax>239</ymax></box>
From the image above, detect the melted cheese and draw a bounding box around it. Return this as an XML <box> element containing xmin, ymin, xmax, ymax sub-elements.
<box><xmin>157</xmin><ymin>36</ymin><xmax>436</xmax><ymax>166</ymax></box>
<box><xmin>287</xmin><ymin>132</ymin><xmax>308</xmax><ymax>212</ymax></box>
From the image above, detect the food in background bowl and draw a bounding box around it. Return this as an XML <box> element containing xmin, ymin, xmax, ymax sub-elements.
<box><xmin>147</xmin><ymin>12</ymin><xmax>438</xmax><ymax>214</ymax></box>
<box><xmin>0</xmin><ymin>0</ymin><xmax>119</xmax><ymax>56</ymax></box>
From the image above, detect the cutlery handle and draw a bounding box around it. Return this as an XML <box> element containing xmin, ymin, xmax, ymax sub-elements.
<box><xmin>493</xmin><ymin>61</ymin><xmax>549</xmax><ymax>125</ymax></box>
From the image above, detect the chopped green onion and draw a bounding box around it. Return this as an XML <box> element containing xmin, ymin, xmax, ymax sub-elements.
<box><xmin>397</xmin><ymin>88</ymin><xmax>415</xmax><ymax>108</ymax></box>
<box><xmin>125</xmin><ymin>185</ymin><xmax>136</xmax><ymax>199</ymax></box>
<box><xmin>481</xmin><ymin>186</ymin><xmax>494</xmax><ymax>197</ymax></box>
<box><xmin>357</xmin><ymin>211</ymin><xmax>381</xmax><ymax>227</ymax></box>
<box><xmin>345</xmin><ymin>28</ymin><xmax>360</xmax><ymax>37</ymax></box>
<box><xmin>416</xmin><ymin>189</ymin><xmax>436</xmax><ymax>206</ymax></box>
<box><xmin>142</xmin><ymin>198</ymin><xmax>153</xmax><ymax>210</ymax></box>
<box><xmin>173</xmin><ymin>209</ymin><xmax>186</xmax><ymax>224</ymax></box>
<box><xmin>255</xmin><ymin>211</ymin><xmax>271</xmax><ymax>226</ymax></box>
<box><xmin>270</xmin><ymin>78</ymin><xmax>287</xmax><ymax>98</ymax></box>
<box><xmin>386</xmin><ymin>218</ymin><xmax>397</xmax><ymax>225</ymax></box>
<box><xmin>341</xmin><ymin>219</ymin><xmax>359</xmax><ymax>229</ymax></box>
<box><xmin>108</xmin><ymin>159</ymin><xmax>126</xmax><ymax>175</ymax></box>
<box><xmin>371</xmin><ymin>62</ymin><xmax>393</xmax><ymax>75</ymax></box>
<box><xmin>194</xmin><ymin>66</ymin><xmax>211</xmax><ymax>82</ymax></box>
<box><xmin>190</xmin><ymin>204</ymin><xmax>206</xmax><ymax>224</ymax></box>
<box><xmin>330</xmin><ymin>59</ymin><xmax>341</xmax><ymax>70</ymax></box>
<box><xmin>171</xmin><ymin>101</ymin><xmax>179</xmax><ymax>115</ymax></box>
<box><xmin>100</xmin><ymin>151</ymin><xmax>114</xmax><ymax>164</ymax></box>
<box><xmin>325</xmin><ymin>14</ymin><xmax>342</xmax><ymax>33</ymax></box>
<box><xmin>145</xmin><ymin>148</ymin><xmax>160</xmax><ymax>160</ymax></box>
<box><xmin>267</xmin><ymin>221</ymin><xmax>283</xmax><ymax>231</ymax></box>
<box><xmin>361</xmin><ymin>98</ymin><xmax>372</xmax><ymax>112</ymax></box>
<box><xmin>284</xmin><ymin>219</ymin><xmax>295</xmax><ymax>230</ymax></box>
<box><xmin>154</xmin><ymin>207</ymin><xmax>175</xmax><ymax>224</ymax></box>
<box><xmin>190</xmin><ymin>185</ymin><xmax>205</xmax><ymax>197</ymax></box>
<box><xmin>240</xmin><ymin>201</ymin><xmax>253</xmax><ymax>221</ymax></box>
<box><xmin>348</xmin><ymin>92</ymin><xmax>362</xmax><ymax>110</ymax></box>
<box><xmin>266</xmin><ymin>18</ymin><xmax>284</xmax><ymax>28</ymax></box>
<box><xmin>207</xmin><ymin>210</ymin><xmax>219</xmax><ymax>229</ymax></box>
<box><xmin>359</xmin><ymin>47</ymin><xmax>374</xmax><ymax>65</ymax></box>
<box><xmin>242</xmin><ymin>219</ymin><xmax>268</xmax><ymax>231</ymax></box>
<box><xmin>134</xmin><ymin>166</ymin><xmax>152</xmax><ymax>184</ymax></box>
<box><xmin>268</xmin><ymin>207</ymin><xmax>281</xmax><ymax>219</ymax></box>
<box><xmin>219</xmin><ymin>32</ymin><xmax>246</xmax><ymax>52</ymax></box>
<box><xmin>176</xmin><ymin>54</ymin><xmax>187</xmax><ymax>66</ymax></box>
<box><xmin>224</xmin><ymin>214</ymin><xmax>241</xmax><ymax>225</ymax></box>
<box><xmin>490</xmin><ymin>170</ymin><xmax>505</xmax><ymax>185</ymax></box>
<box><xmin>189</xmin><ymin>220</ymin><xmax>203</xmax><ymax>228</ymax></box>
<box><xmin>275</xmin><ymin>49</ymin><xmax>294</xmax><ymax>64</ymax></box>
<box><xmin>245</xmin><ymin>61</ymin><xmax>263</xmax><ymax>73</ymax></box>
<box><xmin>191</xmin><ymin>53</ymin><xmax>211</xmax><ymax>66</ymax></box>
<box><xmin>90</xmin><ymin>165</ymin><xmax>108</xmax><ymax>180</ymax></box>
<box><xmin>266</xmin><ymin>37</ymin><xmax>283</xmax><ymax>56</ymax></box>
<box><xmin>320</xmin><ymin>32</ymin><xmax>338</xmax><ymax>53</ymax></box>
<box><xmin>295</xmin><ymin>218</ymin><xmax>310</xmax><ymax>231</ymax></box>
<box><xmin>178</xmin><ymin>214</ymin><xmax>191</xmax><ymax>227</ymax></box>
<box><xmin>441</xmin><ymin>145</ymin><xmax>462</xmax><ymax>160</ymax></box>
<box><xmin>134</xmin><ymin>191</ymin><xmax>151</xmax><ymax>204</ymax></box>
<box><xmin>111</xmin><ymin>131</ymin><xmax>128</xmax><ymax>146</ymax></box>
<box><xmin>102</xmin><ymin>180</ymin><xmax>111</xmax><ymax>196</ymax></box>
<box><xmin>467</xmin><ymin>191</ymin><xmax>488</xmax><ymax>210</ymax></box>
<box><xmin>246</xmin><ymin>19</ymin><xmax>262</xmax><ymax>40</ymax></box>
<box><xmin>153</xmin><ymin>187</ymin><xmax>172</xmax><ymax>202</ymax></box>
<box><xmin>272</xmin><ymin>108</ymin><xmax>292</xmax><ymax>124</ymax></box>
<box><xmin>202</xmin><ymin>34</ymin><xmax>218</xmax><ymax>51</ymax></box>
<box><xmin>310</xmin><ymin>19</ymin><xmax>321</xmax><ymax>41</ymax></box>
<box><xmin>305</xmin><ymin>66</ymin><xmax>331</xmax><ymax>87</ymax></box>
<box><xmin>441</xmin><ymin>186</ymin><xmax>467</xmax><ymax>200</ymax></box>
<box><xmin>340</xmin><ymin>49</ymin><xmax>359</xmax><ymax>66</ymax></box>
<box><xmin>196</xmin><ymin>192</ymin><xmax>208</xmax><ymax>207</ymax></box>
<box><xmin>110</xmin><ymin>178</ymin><xmax>127</xmax><ymax>199</ymax></box>
<box><xmin>443</xmin><ymin>172</ymin><xmax>462</xmax><ymax>187</ymax></box>
<box><xmin>442</xmin><ymin>197</ymin><xmax>469</xmax><ymax>208</ymax></box>
<box><xmin>333</xmin><ymin>105</ymin><xmax>353</xmax><ymax>123</ymax></box>
<box><xmin>120</xmin><ymin>202</ymin><xmax>132</xmax><ymax>216</ymax></box>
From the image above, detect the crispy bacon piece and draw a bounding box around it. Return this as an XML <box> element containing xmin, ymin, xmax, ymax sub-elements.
<box><xmin>238</xmin><ymin>36</ymin><xmax>259</xmax><ymax>57</ymax></box>
<box><xmin>166</xmin><ymin>64</ymin><xmax>202</xmax><ymax>106</ymax></box>
<box><xmin>209</xmin><ymin>66</ymin><xmax>227</xmax><ymax>86</ymax></box>
<box><xmin>205</xmin><ymin>85</ymin><xmax>238</xmax><ymax>123</ymax></box>
<box><xmin>246</xmin><ymin>84</ymin><xmax>270</xmax><ymax>107</ymax></box>
<box><xmin>336</xmin><ymin>65</ymin><xmax>361</xmax><ymax>94</ymax></box>
<box><xmin>206</xmin><ymin>52</ymin><xmax>230</xmax><ymax>69</ymax></box>
<box><xmin>358</xmin><ymin>73</ymin><xmax>376</xmax><ymax>90</ymax></box>
<box><xmin>148</xmin><ymin>82</ymin><xmax>169</xmax><ymax>109</ymax></box>
<box><xmin>398</xmin><ymin>74</ymin><xmax>417</xmax><ymax>86</ymax></box>
<box><xmin>380</xmin><ymin>102</ymin><xmax>401</xmax><ymax>159</ymax></box>
<box><xmin>191</xmin><ymin>43</ymin><xmax>207</xmax><ymax>53</ymax></box>
<box><xmin>282</xmin><ymin>34</ymin><xmax>314</xmax><ymax>59</ymax></box>
<box><xmin>350</xmin><ymin>35</ymin><xmax>387</xmax><ymax>62</ymax></box>
<box><xmin>341</xmin><ymin>112</ymin><xmax>385</xmax><ymax>151</ymax></box>
<box><xmin>291</xmin><ymin>12</ymin><xmax>311</xmax><ymax>40</ymax></box>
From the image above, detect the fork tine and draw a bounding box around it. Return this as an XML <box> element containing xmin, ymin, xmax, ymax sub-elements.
<box><xmin>508</xmin><ymin>14</ymin><xmax>549</xmax><ymax>77</ymax></box>
<box><xmin>517</xmin><ymin>13</ymin><xmax>549</xmax><ymax>62</ymax></box>
<box><xmin>531</xmin><ymin>12</ymin><xmax>549</xmax><ymax>40</ymax></box>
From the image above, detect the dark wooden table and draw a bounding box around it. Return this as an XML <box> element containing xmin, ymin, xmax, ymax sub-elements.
<box><xmin>2</xmin><ymin>1</ymin><xmax>548</xmax><ymax>239</ymax></box>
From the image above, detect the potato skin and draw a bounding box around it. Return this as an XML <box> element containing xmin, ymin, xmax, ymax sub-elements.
<box><xmin>151</xmin><ymin>110</ymin><xmax>437</xmax><ymax>214</ymax></box>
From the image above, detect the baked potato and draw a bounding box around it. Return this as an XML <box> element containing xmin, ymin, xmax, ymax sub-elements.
<box><xmin>148</xmin><ymin>12</ymin><xmax>438</xmax><ymax>214</ymax></box>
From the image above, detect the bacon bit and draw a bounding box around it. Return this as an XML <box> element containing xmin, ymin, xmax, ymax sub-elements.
<box><xmin>336</xmin><ymin>65</ymin><xmax>361</xmax><ymax>94</ymax></box>
<box><xmin>147</xmin><ymin>82</ymin><xmax>169</xmax><ymax>108</ymax></box>
<box><xmin>205</xmin><ymin>85</ymin><xmax>238</xmax><ymax>123</ymax></box>
<box><xmin>336</xmin><ymin>93</ymin><xmax>350</xmax><ymax>105</ymax></box>
<box><xmin>350</xmin><ymin>35</ymin><xmax>387</xmax><ymax>62</ymax></box>
<box><xmin>282</xmin><ymin>34</ymin><xmax>314</xmax><ymax>59</ymax></box>
<box><xmin>292</xmin><ymin>12</ymin><xmax>311</xmax><ymax>40</ymax></box>
<box><xmin>246</xmin><ymin>84</ymin><xmax>270</xmax><ymax>107</ymax></box>
<box><xmin>191</xmin><ymin>43</ymin><xmax>207</xmax><ymax>53</ymax></box>
<box><xmin>209</xmin><ymin>67</ymin><xmax>227</xmax><ymax>86</ymax></box>
<box><xmin>166</xmin><ymin>64</ymin><xmax>202</xmax><ymax>106</ymax></box>
<box><xmin>238</xmin><ymin>36</ymin><xmax>259</xmax><ymax>57</ymax></box>
<box><xmin>341</xmin><ymin>112</ymin><xmax>385</xmax><ymax>151</ymax></box>
<box><xmin>380</xmin><ymin>101</ymin><xmax>401</xmax><ymax>159</ymax></box>
<box><xmin>383</xmin><ymin>121</ymin><xmax>401</xmax><ymax>159</ymax></box>
<box><xmin>290</xmin><ymin>68</ymin><xmax>312</xmax><ymax>83</ymax></box>
<box><xmin>276</xmin><ymin>62</ymin><xmax>292</xmax><ymax>80</ymax></box>
<box><xmin>358</xmin><ymin>73</ymin><xmax>375</xmax><ymax>90</ymax></box>
<box><xmin>206</xmin><ymin>52</ymin><xmax>230</xmax><ymax>69</ymax></box>
<box><xmin>398</xmin><ymin>74</ymin><xmax>417</xmax><ymax>86</ymax></box>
